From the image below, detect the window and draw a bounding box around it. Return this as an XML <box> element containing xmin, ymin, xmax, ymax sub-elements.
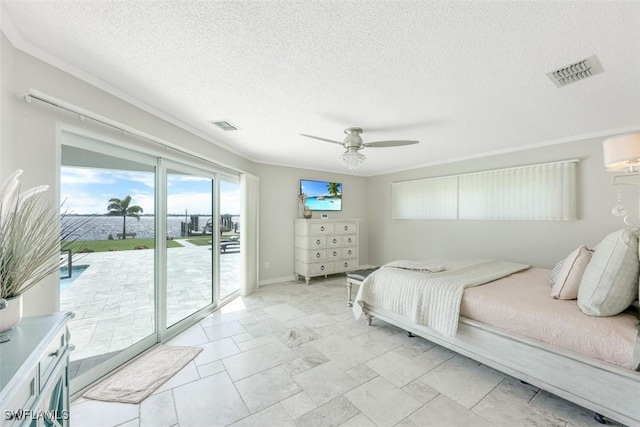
<box><xmin>392</xmin><ymin>176</ymin><xmax>458</xmax><ymax>219</ymax></box>
<box><xmin>391</xmin><ymin>160</ymin><xmax>578</xmax><ymax>221</ymax></box>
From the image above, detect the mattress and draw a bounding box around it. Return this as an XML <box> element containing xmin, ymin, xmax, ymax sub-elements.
<box><xmin>460</xmin><ymin>267</ymin><xmax>640</xmax><ymax>370</ymax></box>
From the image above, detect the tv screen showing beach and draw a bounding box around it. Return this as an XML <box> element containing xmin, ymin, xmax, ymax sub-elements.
<box><xmin>300</xmin><ymin>180</ymin><xmax>342</xmax><ymax>211</ymax></box>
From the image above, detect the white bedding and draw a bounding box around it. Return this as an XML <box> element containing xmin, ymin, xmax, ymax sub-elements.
<box><xmin>352</xmin><ymin>259</ymin><xmax>530</xmax><ymax>337</ymax></box>
<box><xmin>382</xmin><ymin>260</ymin><xmax>445</xmax><ymax>272</ymax></box>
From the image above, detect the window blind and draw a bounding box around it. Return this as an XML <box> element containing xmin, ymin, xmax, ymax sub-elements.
<box><xmin>458</xmin><ymin>161</ymin><xmax>577</xmax><ymax>220</ymax></box>
<box><xmin>391</xmin><ymin>160</ymin><xmax>578</xmax><ymax>221</ymax></box>
<box><xmin>391</xmin><ymin>176</ymin><xmax>458</xmax><ymax>219</ymax></box>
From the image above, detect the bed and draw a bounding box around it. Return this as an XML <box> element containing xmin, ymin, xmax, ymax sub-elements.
<box><xmin>353</xmin><ymin>255</ymin><xmax>640</xmax><ymax>426</ymax></box>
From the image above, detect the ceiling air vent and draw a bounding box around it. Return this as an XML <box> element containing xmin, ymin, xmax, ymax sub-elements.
<box><xmin>209</xmin><ymin>120</ymin><xmax>239</xmax><ymax>131</ymax></box>
<box><xmin>546</xmin><ymin>55</ymin><xmax>603</xmax><ymax>88</ymax></box>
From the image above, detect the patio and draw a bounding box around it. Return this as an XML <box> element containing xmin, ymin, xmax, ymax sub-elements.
<box><xmin>60</xmin><ymin>239</ymin><xmax>240</xmax><ymax>375</ymax></box>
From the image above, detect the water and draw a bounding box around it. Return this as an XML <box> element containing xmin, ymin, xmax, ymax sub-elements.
<box><xmin>62</xmin><ymin>216</ymin><xmax>239</xmax><ymax>241</ymax></box>
<box><xmin>60</xmin><ymin>265</ymin><xmax>89</xmax><ymax>292</ymax></box>
<box><xmin>305</xmin><ymin>197</ymin><xmax>342</xmax><ymax>211</ymax></box>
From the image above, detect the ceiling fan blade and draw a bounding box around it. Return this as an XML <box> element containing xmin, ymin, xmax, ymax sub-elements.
<box><xmin>364</xmin><ymin>140</ymin><xmax>419</xmax><ymax>148</ymax></box>
<box><xmin>300</xmin><ymin>134</ymin><xmax>344</xmax><ymax>145</ymax></box>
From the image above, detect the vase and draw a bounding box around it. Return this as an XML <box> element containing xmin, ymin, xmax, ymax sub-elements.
<box><xmin>0</xmin><ymin>295</ymin><xmax>23</xmax><ymax>342</ymax></box>
<box><xmin>298</xmin><ymin>201</ymin><xmax>305</xmax><ymax>218</ymax></box>
<box><xmin>303</xmin><ymin>206</ymin><xmax>312</xmax><ymax>219</ymax></box>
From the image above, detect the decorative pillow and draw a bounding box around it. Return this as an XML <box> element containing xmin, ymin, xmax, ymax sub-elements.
<box><xmin>550</xmin><ymin>246</ymin><xmax>593</xmax><ymax>300</ymax></box>
<box><xmin>578</xmin><ymin>229</ymin><xmax>640</xmax><ymax>316</ymax></box>
<box><xmin>548</xmin><ymin>258</ymin><xmax>565</xmax><ymax>286</ymax></box>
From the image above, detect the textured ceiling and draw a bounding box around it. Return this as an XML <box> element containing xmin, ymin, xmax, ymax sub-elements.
<box><xmin>2</xmin><ymin>1</ymin><xmax>640</xmax><ymax>176</ymax></box>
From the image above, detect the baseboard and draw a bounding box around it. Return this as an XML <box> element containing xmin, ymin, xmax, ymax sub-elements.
<box><xmin>258</xmin><ymin>275</ymin><xmax>297</xmax><ymax>287</ymax></box>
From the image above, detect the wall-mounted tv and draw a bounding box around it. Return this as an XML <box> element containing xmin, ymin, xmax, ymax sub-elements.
<box><xmin>300</xmin><ymin>179</ymin><xmax>342</xmax><ymax>211</ymax></box>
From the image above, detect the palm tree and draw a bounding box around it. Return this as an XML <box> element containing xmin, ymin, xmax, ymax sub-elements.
<box><xmin>107</xmin><ymin>195</ymin><xmax>143</xmax><ymax>239</ymax></box>
<box><xmin>327</xmin><ymin>182</ymin><xmax>340</xmax><ymax>197</ymax></box>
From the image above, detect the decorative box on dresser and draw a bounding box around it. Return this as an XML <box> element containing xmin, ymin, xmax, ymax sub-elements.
<box><xmin>0</xmin><ymin>312</ymin><xmax>74</xmax><ymax>427</ymax></box>
<box><xmin>295</xmin><ymin>219</ymin><xmax>359</xmax><ymax>285</ymax></box>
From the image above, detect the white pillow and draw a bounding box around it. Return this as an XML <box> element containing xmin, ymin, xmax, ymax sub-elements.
<box><xmin>578</xmin><ymin>229</ymin><xmax>640</xmax><ymax>316</ymax></box>
<box><xmin>550</xmin><ymin>246</ymin><xmax>593</xmax><ymax>300</ymax></box>
<box><xmin>548</xmin><ymin>258</ymin><xmax>565</xmax><ymax>286</ymax></box>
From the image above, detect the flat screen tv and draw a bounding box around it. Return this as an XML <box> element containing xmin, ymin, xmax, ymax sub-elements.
<box><xmin>300</xmin><ymin>179</ymin><xmax>342</xmax><ymax>211</ymax></box>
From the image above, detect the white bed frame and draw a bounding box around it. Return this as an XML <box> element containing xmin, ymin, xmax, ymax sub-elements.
<box><xmin>363</xmin><ymin>305</ymin><xmax>640</xmax><ymax>427</ymax></box>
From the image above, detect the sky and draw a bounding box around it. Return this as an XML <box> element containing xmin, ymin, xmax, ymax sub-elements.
<box><xmin>61</xmin><ymin>167</ymin><xmax>240</xmax><ymax>215</ymax></box>
<box><xmin>300</xmin><ymin>179</ymin><xmax>341</xmax><ymax>198</ymax></box>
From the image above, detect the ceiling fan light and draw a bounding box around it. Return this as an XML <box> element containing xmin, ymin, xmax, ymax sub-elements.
<box><xmin>339</xmin><ymin>151</ymin><xmax>366</xmax><ymax>170</ymax></box>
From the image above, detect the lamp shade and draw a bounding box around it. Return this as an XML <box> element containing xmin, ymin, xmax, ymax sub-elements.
<box><xmin>603</xmin><ymin>133</ymin><xmax>640</xmax><ymax>171</ymax></box>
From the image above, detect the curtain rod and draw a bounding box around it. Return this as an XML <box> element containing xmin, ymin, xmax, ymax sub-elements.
<box><xmin>23</xmin><ymin>89</ymin><xmax>242</xmax><ymax>176</ymax></box>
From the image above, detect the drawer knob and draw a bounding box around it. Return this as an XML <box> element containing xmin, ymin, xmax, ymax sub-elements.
<box><xmin>348</xmin><ymin>250</ymin><xmax>352</xmax><ymax>255</ymax></box>
<box><xmin>344</xmin><ymin>262</ymin><xmax>348</xmax><ymax>267</ymax></box>
<box><xmin>344</xmin><ymin>226</ymin><xmax>348</xmax><ymax>231</ymax></box>
<box><xmin>320</xmin><ymin>226</ymin><xmax>325</xmax><ymax>231</ymax></box>
<box><xmin>321</xmin><ymin>265</ymin><xmax>325</xmax><ymax>271</ymax></box>
<box><xmin>333</xmin><ymin>238</ymin><xmax>337</xmax><ymax>243</ymax></box>
<box><xmin>49</xmin><ymin>350</ymin><xmax>60</xmax><ymax>358</ymax></box>
<box><xmin>333</xmin><ymin>251</ymin><xmax>337</xmax><ymax>256</ymax></box>
<box><xmin>316</xmin><ymin>253</ymin><xmax>321</xmax><ymax>258</ymax></box>
<box><xmin>316</xmin><ymin>239</ymin><xmax>321</xmax><ymax>245</ymax></box>
<box><xmin>348</xmin><ymin>238</ymin><xmax>352</xmax><ymax>243</ymax></box>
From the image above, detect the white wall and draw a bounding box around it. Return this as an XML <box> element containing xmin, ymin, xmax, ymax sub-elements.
<box><xmin>254</xmin><ymin>163</ymin><xmax>369</xmax><ymax>285</ymax></box>
<box><xmin>367</xmin><ymin>137</ymin><xmax>629</xmax><ymax>268</ymax></box>
<box><xmin>1</xmin><ymin>33</ymin><xmax>13</xmax><ymax>180</ymax></box>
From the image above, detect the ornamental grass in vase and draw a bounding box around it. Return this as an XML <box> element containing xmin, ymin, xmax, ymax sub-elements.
<box><xmin>0</xmin><ymin>170</ymin><xmax>86</xmax><ymax>339</ymax></box>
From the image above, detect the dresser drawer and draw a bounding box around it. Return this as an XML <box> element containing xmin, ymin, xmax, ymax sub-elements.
<box><xmin>296</xmin><ymin>248</ymin><xmax>326</xmax><ymax>262</ymax></box>
<box><xmin>296</xmin><ymin>235</ymin><xmax>327</xmax><ymax>249</ymax></box>
<box><xmin>327</xmin><ymin>248</ymin><xmax>341</xmax><ymax>259</ymax></box>
<box><xmin>336</xmin><ymin>259</ymin><xmax>358</xmax><ymax>273</ymax></box>
<box><xmin>39</xmin><ymin>330</ymin><xmax>66</xmax><ymax>389</ymax></box>
<box><xmin>342</xmin><ymin>235</ymin><xmax>357</xmax><ymax>246</ymax></box>
<box><xmin>4</xmin><ymin>366</ymin><xmax>38</xmax><ymax>426</ymax></box>
<box><xmin>334</xmin><ymin>223</ymin><xmax>357</xmax><ymax>234</ymax></box>
<box><xmin>309</xmin><ymin>262</ymin><xmax>335</xmax><ymax>276</ymax></box>
<box><xmin>342</xmin><ymin>247</ymin><xmax>357</xmax><ymax>259</ymax></box>
<box><xmin>309</xmin><ymin>223</ymin><xmax>334</xmax><ymax>235</ymax></box>
<box><xmin>327</xmin><ymin>236</ymin><xmax>342</xmax><ymax>248</ymax></box>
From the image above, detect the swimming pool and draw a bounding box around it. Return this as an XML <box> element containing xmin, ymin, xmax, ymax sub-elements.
<box><xmin>60</xmin><ymin>265</ymin><xmax>89</xmax><ymax>292</ymax></box>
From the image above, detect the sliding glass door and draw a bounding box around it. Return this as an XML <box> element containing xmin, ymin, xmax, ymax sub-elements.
<box><xmin>166</xmin><ymin>165</ymin><xmax>215</xmax><ymax>327</ymax></box>
<box><xmin>60</xmin><ymin>142</ymin><xmax>158</xmax><ymax>388</ymax></box>
<box><xmin>60</xmin><ymin>130</ymin><xmax>241</xmax><ymax>394</ymax></box>
<box><xmin>219</xmin><ymin>177</ymin><xmax>241</xmax><ymax>298</ymax></box>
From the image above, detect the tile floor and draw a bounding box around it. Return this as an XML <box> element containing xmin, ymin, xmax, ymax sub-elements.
<box><xmin>62</xmin><ymin>240</ymin><xmax>240</xmax><ymax>364</ymax></box>
<box><xmin>70</xmin><ymin>276</ymin><xmax>626</xmax><ymax>427</ymax></box>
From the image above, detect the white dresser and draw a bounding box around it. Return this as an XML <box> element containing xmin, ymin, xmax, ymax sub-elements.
<box><xmin>0</xmin><ymin>312</ymin><xmax>74</xmax><ymax>427</ymax></box>
<box><xmin>294</xmin><ymin>219</ymin><xmax>359</xmax><ymax>285</ymax></box>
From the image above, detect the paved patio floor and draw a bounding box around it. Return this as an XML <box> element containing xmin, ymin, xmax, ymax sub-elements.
<box><xmin>60</xmin><ymin>240</ymin><xmax>240</xmax><ymax>366</ymax></box>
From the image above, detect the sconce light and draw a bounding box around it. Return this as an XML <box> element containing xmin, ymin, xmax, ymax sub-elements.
<box><xmin>603</xmin><ymin>133</ymin><xmax>640</xmax><ymax>172</ymax></box>
<box><xmin>603</xmin><ymin>133</ymin><xmax>640</xmax><ymax>225</ymax></box>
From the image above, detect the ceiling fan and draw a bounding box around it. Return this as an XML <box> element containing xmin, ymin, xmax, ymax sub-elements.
<box><xmin>301</xmin><ymin>127</ymin><xmax>419</xmax><ymax>170</ymax></box>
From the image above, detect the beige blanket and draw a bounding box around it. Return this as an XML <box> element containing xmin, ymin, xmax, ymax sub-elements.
<box><xmin>353</xmin><ymin>259</ymin><xmax>530</xmax><ymax>337</ymax></box>
<box><xmin>461</xmin><ymin>268</ymin><xmax>640</xmax><ymax>370</ymax></box>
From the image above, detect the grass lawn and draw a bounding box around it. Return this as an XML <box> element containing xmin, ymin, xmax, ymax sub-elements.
<box><xmin>185</xmin><ymin>236</ymin><xmax>213</xmax><ymax>246</ymax></box>
<box><xmin>186</xmin><ymin>233</ymin><xmax>239</xmax><ymax>247</ymax></box>
<box><xmin>64</xmin><ymin>238</ymin><xmax>183</xmax><ymax>254</ymax></box>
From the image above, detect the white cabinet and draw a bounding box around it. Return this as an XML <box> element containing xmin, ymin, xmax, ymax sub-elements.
<box><xmin>295</xmin><ymin>219</ymin><xmax>359</xmax><ymax>285</ymax></box>
<box><xmin>0</xmin><ymin>312</ymin><xmax>74</xmax><ymax>427</ymax></box>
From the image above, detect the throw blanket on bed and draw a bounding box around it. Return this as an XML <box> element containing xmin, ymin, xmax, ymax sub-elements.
<box><xmin>384</xmin><ymin>260</ymin><xmax>446</xmax><ymax>273</ymax></box>
<box><xmin>352</xmin><ymin>259</ymin><xmax>530</xmax><ymax>337</ymax></box>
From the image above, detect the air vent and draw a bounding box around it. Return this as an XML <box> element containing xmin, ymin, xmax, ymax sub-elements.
<box><xmin>209</xmin><ymin>120</ymin><xmax>239</xmax><ymax>131</ymax></box>
<box><xmin>546</xmin><ymin>55</ymin><xmax>603</xmax><ymax>88</ymax></box>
